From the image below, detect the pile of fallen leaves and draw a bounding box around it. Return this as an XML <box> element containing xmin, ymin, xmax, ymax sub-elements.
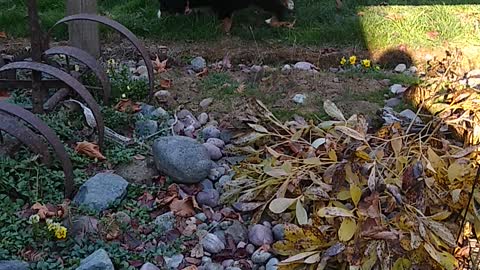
<box><xmin>222</xmin><ymin>98</ymin><xmax>480</xmax><ymax>269</ymax></box>
<box><xmin>406</xmin><ymin>49</ymin><xmax>480</xmax><ymax>146</ymax></box>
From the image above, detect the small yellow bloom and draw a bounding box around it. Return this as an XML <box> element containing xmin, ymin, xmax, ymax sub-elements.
<box><xmin>47</xmin><ymin>221</ymin><xmax>61</xmax><ymax>232</ymax></box>
<box><xmin>349</xmin><ymin>55</ymin><xmax>357</xmax><ymax>65</ymax></box>
<box><xmin>55</xmin><ymin>226</ymin><xmax>67</xmax><ymax>240</ymax></box>
<box><xmin>28</xmin><ymin>214</ymin><xmax>40</xmax><ymax>224</ymax></box>
<box><xmin>361</xmin><ymin>59</ymin><xmax>371</xmax><ymax>68</ymax></box>
<box><xmin>340</xmin><ymin>57</ymin><xmax>347</xmax><ymax>65</ymax></box>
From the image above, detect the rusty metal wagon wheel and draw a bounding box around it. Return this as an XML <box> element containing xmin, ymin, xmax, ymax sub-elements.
<box><xmin>0</xmin><ymin>101</ymin><xmax>76</xmax><ymax>198</ymax></box>
<box><xmin>49</xmin><ymin>14</ymin><xmax>155</xmax><ymax>101</ymax></box>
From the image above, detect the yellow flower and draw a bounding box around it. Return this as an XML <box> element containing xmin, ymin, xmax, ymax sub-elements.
<box><xmin>340</xmin><ymin>57</ymin><xmax>347</xmax><ymax>65</ymax></box>
<box><xmin>55</xmin><ymin>226</ymin><xmax>67</xmax><ymax>240</ymax></box>
<box><xmin>28</xmin><ymin>214</ymin><xmax>40</xmax><ymax>224</ymax></box>
<box><xmin>349</xmin><ymin>55</ymin><xmax>357</xmax><ymax>65</ymax></box>
<box><xmin>47</xmin><ymin>221</ymin><xmax>61</xmax><ymax>232</ymax></box>
<box><xmin>361</xmin><ymin>59</ymin><xmax>371</xmax><ymax>68</ymax></box>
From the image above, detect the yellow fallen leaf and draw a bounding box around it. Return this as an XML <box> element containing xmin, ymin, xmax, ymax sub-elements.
<box><xmin>392</xmin><ymin>258</ymin><xmax>411</xmax><ymax>270</ymax></box>
<box><xmin>338</xmin><ymin>218</ymin><xmax>356</xmax><ymax>242</ymax></box>
<box><xmin>350</xmin><ymin>184</ymin><xmax>362</xmax><ymax>207</ymax></box>
<box><xmin>317</xmin><ymin>207</ymin><xmax>354</xmax><ymax>218</ymax></box>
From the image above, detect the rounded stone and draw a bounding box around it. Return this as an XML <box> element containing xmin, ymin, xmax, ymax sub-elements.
<box><xmin>201</xmin><ymin>233</ymin><xmax>225</xmax><ymax>253</ymax></box>
<box><xmin>202</xmin><ymin>126</ymin><xmax>221</xmax><ymax>140</ymax></box>
<box><xmin>196</xmin><ymin>189</ymin><xmax>220</xmax><ymax>208</ymax></box>
<box><xmin>272</xmin><ymin>224</ymin><xmax>285</xmax><ymax>241</ymax></box>
<box><xmin>266</xmin><ymin>258</ymin><xmax>279</xmax><ymax>270</ymax></box>
<box><xmin>252</xmin><ymin>249</ymin><xmax>272</xmax><ymax>264</ymax></box>
<box><xmin>203</xmin><ymin>143</ymin><xmax>223</xmax><ymax>160</ymax></box>
<box><xmin>248</xmin><ymin>224</ymin><xmax>274</xmax><ymax>246</ymax></box>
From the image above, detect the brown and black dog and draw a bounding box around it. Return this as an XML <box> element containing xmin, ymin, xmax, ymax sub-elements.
<box><xmin>157</xmin><ymin>0</ymin><xmax>294</xmax><ymax>33</ymax></box>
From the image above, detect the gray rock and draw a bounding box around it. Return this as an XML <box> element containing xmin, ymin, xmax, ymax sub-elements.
<box><xmin>214</xmin><ymin>229</ymin><xmax>227</xmax><ymax>245</ymax></box>
<box><xmin>115</xmin><ymin>158</ymin><xmax>157</xmax><ymax>185</ymax></box>
<box><xmin>292</xmin><ymin>94</ymin><xmax>306</xmax><ymax>104</ymax></box>
<box><xmin>151</xmin><ymin>107</ymin><xmax>169</xmax><ymax>119</ymax></box>
<box><xmin>177</xmin><ymin>109</ymin><xmax>201</xmax><ymax>129</ymax></box>
<box><xmin>246</xmin><ymin>244</ymin><xmax>256</xmax><ymax>254</ymax></box>
<box><xmin>216</xmin><ymin>175</ymin><xmax>232</xmax><ymax>191</ymax></box>
<box><xmin>136</xmin><ymin>65</ymin><xmax>148</xmax><ymax>75</ymax></box>
<box><xmin>394</xmin><ymin>63</ymin><xmax>407</xmax><ymax>73</ymax></box>
<box><xmin>201</xmin><ymin>233</ymin><xmax>225</xmax><ymax>253</ymax></box>
<box><xmin>385</xmin><ymin>97</ymin><xmax>402</xmax><ymax>108</ymax></box>
<box><xmin>252</xmin><ymin>250</ymin><xmax>272</xmax><ymax>264</ymax></box>
<box><xmin>154</xmin><ymin>211</ymin><xmax>176</xmax><ymax>232</ymax></box>
<box><xmin>248</xmin><ymin>224</ymin><xmax>274</xmax><ymax>246</ymax></box>
<box><xmin>0</xmin><ymin>260</ymin><xmax>29</xmax><ymax>270</ymax></box>
<box><xmin>196</xmin><ymin>189</ymin><xmax>220</xmax><ymax>207</ymax></box>
<box><xmin>266</xmin><ymin>258</ymin><xmax>279</xmax><ymax>270</ymax></box>
<box><xmin>135</xmin><ymin>119</ymin><xmax>158</xmax><ymax>137</ymax></box>
<box><xmin>220</xmin><ymin>221</ymin><xmax>232</xmax><ymax>230</ymax></box>
<box><xmin>379</xmin><ymin>79</ymin><xmax>391</xmax><ymax>86</ymax></box>
<box><xmin>200</xmin><ymin>179</ymin><xmax>214</xmax><ymax>190</ymax></box>
<box><xmin>206</xmin><ymin>138</ymin><xmax>225</xmax><ymax>148</ymax></box>
<box><xmin>390</xmin><ymin>84</ymin><xmax>407</xmax><ymax>94</ymax></box>
<box><xmin>198</xmin><ymin>113</ymin><xmax>209</xmax><ymax>125</ymax></box>
<box><xmin>222</xmin><ymin>259</ymin><xmax>234</xmax><ymax>268</ymax></box>
<box><xmin>140</xmin><ymin>104</ymin><xmax>156</xmax><ymax>117</ymax></box>
<box><xmin>262</xmin><ymin>221</ymin><xmax>271</xmax><ymax>228</ymax></box>
<box><xmin>113</xmin><ymin>211</ymin><xmax>131</xmax><ymax>225</ymax></box>
<box><xmin>173</xmin><ymin>122</ymin><xmax>186</xmax><ymax>135</ymax></box>
<box><xmin>73</xmin><ymin>173</ymin><xmax>128</xmax><ymax>212</ymax></box>
<box><xmin>198</xmin><ymin>223</ymin><xmax>209</xmax><ymax>231</ymax></box>
<box><xmin>202</xmin><ymin>256</ymin><xmax>213</xmax><ymax>264</ymax></box>
<box><xmin>200</xmin><ymin>98</ymin><xmax>214</xmax><ymax>109</ymax></box>
<box><xmin>209</xmin><ymin>166</ymin><xmax>226</xmax><ymax>181</ymax></box>
<box><xmin>225</xmin><ymin>221</ymin><xmax>248</xmax><ymax>244</ymax></box>
<box><xmin>64</xmin><ymin>215</ymin><xmax>98</xmax><ymax>242</ymax></box>
<box><xmin>400</xmin><ymin>109</ymin><xmax>422</xmax><ymax>124</ymax></box>
<box><xmin>192</xmin><ymin>57</ymin><xmax>207</xmax><ymax>72</ymax></box>
<box><xmin>140</xmin><ymin>262</ymin><xmax>161</xmax><ymax>270</ymax></box>
<box><xmin>203</xmin><ymin>263</ymin><xmax>224</xmax><ymax>270</ymax></box>
<box><xmin>202</xmin><ymin>126</ymin><xmax>221</xmax><ymax>140</ymax></box>
<box><xmin>195</xmin><ymin>212</ymin><xmax>208</xmax><ymax>222</ymax></box>
<box><xmin>408</xmin><ymin>66</ymin><xmax>418</xmax><ymax>74</ymax></box>
<box><xmin>294</xmin><ymin>61</ymin><xmax>316</xmax><ymax>71</ymax></box>
<box><xmin>272</xmin><ymin>224</ymin><xmax>285</xmax><ymax>241</ymax></box>
<box><xmin>153</xmin><ymin>136</ymin><xmax>215</xmax><ymax>184</ymax></box>
<box><xmin>76</xmin><ymin>249</ymin><xmax>114</xmax><ymax>270</ymax></box>
<box><xmin>220</xmin><ymin>130</ymin><xmax>233</xmax><ymax>143</ymax></box>
<box><xmin>251</xmin><ymin>65</ymin><xmax>263</xmax><ymax>73</ymax></box>
<box><xmin>226</xmin><ymin>268</ymin><xmax>241</xmax><ymax>270</ymax></box>
<box><xmin>329</xmin><ymin>67</ymin><xmax>339</xmax><ymax>73</ymax></box>
<box><xmin>204</xmin><ymin>143</ymin><xmax>223</xmax><ymax>160</ymax></box>
<box><xmin>164</xmin><ymin>254</ymin><xmax>184</xmax><ymax>269</ymax></box>
<box><xmin>281</xmin><ymin>64</ymin><xmax>292</xmax><ymax>73</ymax></box>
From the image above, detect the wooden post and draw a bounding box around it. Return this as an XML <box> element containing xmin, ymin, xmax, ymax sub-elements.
<box><xmin>66</xmin><ymin>0</ymin><xmax>100</xmax><ymax>58</ymax></box>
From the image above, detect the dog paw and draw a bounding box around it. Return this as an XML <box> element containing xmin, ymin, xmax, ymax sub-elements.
<box><xmin>157</xmin><ymin>9</ymin><xmax>162</xmax><ymax>19</ymax></box>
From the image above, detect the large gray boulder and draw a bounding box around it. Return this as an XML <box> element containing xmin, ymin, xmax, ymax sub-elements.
<box><xmin>75</xmin><ymin>249</ymin><xmax>114</xmax><ymax>270</ymax></box>
<box><xmin>73</xmin><ymin>173</ymin><xmax>129</xmax><ymax>212</ymax></box>
<box><xmin>152</xmin><ymin>136</ymin><xmax>215</xmax><ymax>184</ymax></box>
<box><xmin>0</xmin><ymin>261</ymin><xmax>29</xmax><ymax>270</ymax></box>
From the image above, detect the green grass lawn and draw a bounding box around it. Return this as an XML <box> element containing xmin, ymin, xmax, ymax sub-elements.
<box><xmin>1</xmin><ymin>0</ymin><xmax>480</xmax><ymax>51</ymax></box>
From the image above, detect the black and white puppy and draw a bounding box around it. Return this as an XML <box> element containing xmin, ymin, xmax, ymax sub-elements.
<box><xmin>157</xmin><ymin>0</ymin><xmax>294</xmax><ymax>32</ymax></box>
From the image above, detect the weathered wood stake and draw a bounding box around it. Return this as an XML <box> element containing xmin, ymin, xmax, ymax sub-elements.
<box><xmin>66</xmin><ymin>0</ymin><xmax>100</xmax><ymax>58</ymax></box>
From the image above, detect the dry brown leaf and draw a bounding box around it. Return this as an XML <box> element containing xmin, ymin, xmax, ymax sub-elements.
<box><xmin>115</xmin><ymin>99</ymin><xmax>141</xmax><ymax>113</ymax></box>
<box><xmin>160</xmin><ymin>79</ymin><xmax>172</xmax><ymax>89</ymax></box>
<box><xmin>156</xmin><ymin>184</ymin><xmax>179</xmax><ymax>206</ymax></box>
<box><xmin>196</xmin><ymin>68</ymin><xmax>209</xmax><ymax>77</ymax></box>
<box><xmin>31</xmin><ymin>203</ymin><xmax>57</xmax><ymax>220</ymax></box>
<box><xmin>0</xmin><ymin>31</ymin><xmax>6</xmax><ymax>38</ymax></box>
<box><xmin>236</xmin><ymin>83</ymin><xmax>246</xmax><ymax>93</ymax></box>
<box><xmin>75</xmin><ymin>141</ymin><xmax>106</xmax><ymax>160</ymax></box>
<box><xmin>170</xmin><ymin>197</ymin><xmax>196</xmax><ymax>217</ymax></box>
<box><xmin>153</xmin><ymin>55</ymin><xmax>168</xmax><ymax>73</ymax></box>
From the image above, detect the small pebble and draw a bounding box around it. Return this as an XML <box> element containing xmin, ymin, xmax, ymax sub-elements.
<box><xmin>195</xmin><ymin>212</ymin><xmax>208</xmax><ymax>222</ymax></box>
<box><xmin>198</xmin><ymin>113</ymin><xmax>209</xmax><ymax>125</ymax></box>
<box><xmin>164</xmin><ymin>254</ymin><xmax>184</xmax><ymax>269</ymax></box>
<box><xmin>196</xmin><ymin>189</ymin><xmax>220</xmax><ymax>208</ymax></box>
<box><xmin>206</xmin><ymin>138</ymin><xmax>225</xmax><ymax>148</ymax></box>
<box><xmin>203</xmin><ymin>263</ymin><xmax>223</xmax><ymax>270</ymax></box>
<box><xmin>292</xmin><ymin>94</ymin><xmax>306</xmax><ymax>104</ymax></box>
<box><xmin>201</xmin><ymin>233</ymin><xmax>225</xmax><ymax>253</ymax></box>
<box><xmin>209</xmin><ymin>167</ymin><xmax>226</xmax><ymax>181</ymax></box>
<box><xmin>246</xmin><ymin>244</ymin><xmax>256</xmax><ymax>255</ymax></box>
<box><xmin>266</xmin><ymin>258</ymin><xmax>279</xmax><ymax>270</ymax></box>
<box><xmin>200</xmin><ymin>98</ymin><xmax>214</xmax><ymax>108</ymax></box>
<box><xmin>272</xmin><ymin>224</ymin><xmax>285</xmax><ymax>241</ymax></box>
<box><xmin>237</xmin><ymin>241</ymin><xmax>247</xmax><ymax>249</ymax></box>
<box><xmin>390</xmin><ymin>84</ymin><xmax>407</xmax><ymax>94</ymax></box>
<box><xmin>248</xmin><ymin>224</ymin><xmax>274</xmax><ymax>246</ymax></box>
<box><xmin>191</xmin><ymin>56</ymin><xmax>207</xmax><ymax>72</ymax></box>
<box><xmin>202</xmin><ymin>126</ymin><xmax>221</xmax><ymax>140</ymax></box>
<box><xmin>251</xmin><ymin>65</ymin><xmax>262</xmax><ymax>73</ymax></box>
<box><xmin>140</xmin><ymin>262</ymin><xmax>160</xmax><ymax>270</ymax></box>
<box><xmin>251</xmin><ymin>250</ymin><xmax>272</xmax><ymax>264</ymax></box>
<box><xmin>200</xmin><ymin>179</ymin><xmax>214</xmax><ymax>190</ymax></box>
<box><xmin>203</xmin><ymin>143</ymin><xmax>223</xmax><ymax>160</ymax></box>
<box><xmin>281</xmin><ymin>64</ymin><xmax>292</xmax><ymax>73</ymax></box>
<box><xmin>385</xmin><ymin>97</ymin><xmax>402</xmax><ymax>108</ymax></box>
<box><xmin>394</xmin><ymin>63</ymin><xmax>407</xmax><ymax>73</ymax></box>
<box><xmin>222</xmin><ymin>259</ymin><xmax>235</xmax><ymax>268</ymax></box>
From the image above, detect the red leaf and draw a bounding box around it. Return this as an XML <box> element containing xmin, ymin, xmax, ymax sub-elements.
<box><xmin>170</xmin><ymin>197</ymin><xmax>196</xmax><ymax>217</ymax></box>
<box><xmin>0</xmin><ymin>32</ymin><xmax>6</xmax><ymax>38</ymax></box>
<box><xmin>153</xmin><ymin>55</ymin><xmax>168</xmax><ymax>73</ymax></box>
<box><xmin>0</xmin><ymin>89</ymin><xmax>10</xmax><ymax>101</ymax></box>
<box><xmin>115</xmin><ymin>99</ymin><xmax>141</xmax><ymax>113</ymax></box>
<box><xmin>160</xmin><ymin>79</ymin><xmax>172</xmax><ymax>89</ymax></box>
